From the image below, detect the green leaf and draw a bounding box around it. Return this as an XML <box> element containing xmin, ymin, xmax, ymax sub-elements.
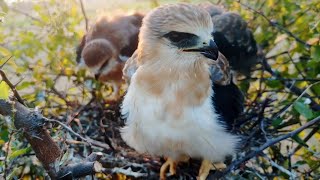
<box><xmin>9</xmin><ymin>147</ymin><xmax>32</xmax><ymax>160</ymax></box>
<box><xmin>0</xmin><ymin>81</ymin><xmax>9</xmax><ymax>99</ymax></box>
<box><xmin>266</xmin><ymin>79</ymin><xmax>282</xmax><ymax>88</ymax></box>
<box><xmin>292</xmin><ymin>134</ymin><xmax>308</xmax><ymax>147</ymax></box>
<box><xmin>293</xmin><ymin>160</ymin><xmax>307</xmax><ymax>167</ymax></box>
<box><xmin>311</xmin><ymin>45</ymin><xmax>320</xmax><ymax>62</ymax></box>
<box><xmin>0</xmin><ymin>46</ymin><xmax>11</xmax><ymax>56</ymax></box>
<box><xmin>16</xmin><ymin>81</ymin><xmax>34</xmax><ymax>91</ymax></box>
<box><xmin>272</xmin><ymin>117</ymin><xmax>283</xmax><ymax>128</ymax></box>
<box><xmin>293</xmin><ymin>101</ymin><xmax>314</xmax><ymax>119</ymax></box>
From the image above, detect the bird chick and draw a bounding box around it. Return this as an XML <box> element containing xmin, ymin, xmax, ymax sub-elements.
<box><xmin>121</xmin><ymin>3</ymin><xmax>244</xmax><ymax>180</ymax></box>
<box><xmin>199</xmin><ymin>2</ymin><xmax>261</xmax><ymax>77</ymax></box>
<box><xmin>76</xmin><ymin>13</ymin><xmax>144</xmax><ymax>102</ymax></box>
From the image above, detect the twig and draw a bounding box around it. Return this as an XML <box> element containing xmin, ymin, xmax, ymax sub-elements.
<box><xmin>266</xmin><ymin>51</ymin><xmax>289</xmax><ymax>59</ymax></box>
<box><xmin>67</xmin><ymin>97</ymin><xmax>95</xmax><ymax>124</ymax></box>
<box><xmin>251</xmin><ymin>77</ymin><xmax>320</xmax><ymax>82</ymax></box>
<box><xmin>78</xmin><ymin>0</ymin><xmax>89</xmax><ymax>31</ymax></box>
<box><xmin>108</xmin><ymin>167</ymin><xmax>148</xmax><ymax>178</ymax></box>
<box><xmin>277</xmin><ymin>81</ymin><xmax>320</xmax><ymax>118</ymax></box>
<box><xmin>45</xmin><ymin>118</ymin><xmax>111</xmax><ymax>150</ymax></box>
<box><xmin>262</xmin><ymin>58</ymin><xmax>320</xmax><ymax>111</ymax></box>
<box><xmin>3</xmin><ymin>131</ymin><xmax>14</xmax><ymax>179</ymax></box>
<box><xmin>263</xmin><ymin>154</ymin><xmax>297</xmax><ymax>179</ymax></box>
<box><xmin>289</xmin><ymin>127</ymin><xmax>320</xmax><ymax>156</ymax></box>
<box><xmin>236</xmin><ymin>0</ymin><xmax>311</xmax><ymax>49</ymax></box>
<box><xmin>223</xmin><ymin>115</ymin><xmax>320</xmax><ymax>175</ymax></box>
<box><xmin>51</xmin><ymin>86</ymin><xmax>73</xmax><ymax>106</ymax></box>
<box><xmin>10</xmin><ymin>7</ymin><xmax>44</xmax><ymax>23</ymax></box>
<box><xmin>0</xmin><ymin>56</ymin><xmax>12</xmax><ymax>69</ymax></box>
<box><xmin>0</xmin><ymin>70</ymin><xmax>26</xmax><ymax>106</ymax></box>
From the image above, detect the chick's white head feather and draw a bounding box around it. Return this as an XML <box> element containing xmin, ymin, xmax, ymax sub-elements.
<box><xmin>137</xmin><ymin>3</ymin><xmax>215</xmax><ymax>65</ymax></box>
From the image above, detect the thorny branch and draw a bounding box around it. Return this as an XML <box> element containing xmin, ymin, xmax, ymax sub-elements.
<box><xmin>0</xmin><ymin>57</ymin><xmax>26</xmax><ymax>106</ymax></box>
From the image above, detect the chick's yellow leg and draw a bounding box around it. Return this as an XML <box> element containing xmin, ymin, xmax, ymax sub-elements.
<box><xmin>160</xmin><ymin>157</ymin><xmax>177</xmax><ymax>180</ymax></box>
<box><xmin>198</xmin><ymin>160</ymin><xmax>226</xmax><ymax>180</ymax></box>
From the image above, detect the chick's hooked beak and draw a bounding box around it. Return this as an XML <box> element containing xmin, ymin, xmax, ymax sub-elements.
<box><xmin>184</xmin><ymin>40</ymin><xmax>219</xmax><ymax>60</ymax></box>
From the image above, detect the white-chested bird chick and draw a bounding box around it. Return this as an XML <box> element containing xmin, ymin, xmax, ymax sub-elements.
<box><xmin>200</xmin><ymin>2</ymin><xmax>261</xmax><ymax>77</ymax></box>
<box><xmin>76</xmin><ymin>13</ymin><xmax>144</xmax><ymax>102</ymax></box>
<box><xmin>121</xmin><ymin>3</ymin><xmax>244</xmax><ymax>180</ymax></box>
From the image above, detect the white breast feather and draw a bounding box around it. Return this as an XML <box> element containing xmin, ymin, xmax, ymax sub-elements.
<box><xmin>121</xmin><ymin>68</ymin><xmax>239</xmax><ymax>162</ymax></box>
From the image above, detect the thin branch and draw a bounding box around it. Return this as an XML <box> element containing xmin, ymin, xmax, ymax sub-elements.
<box><xmin>223</xmin><ymin>115</ymin><xmax>320</xmax><ymax>175</ymax></box>
<box><xmin>262</xmin><ymin>58</ymin><xmax>320</xmax><ymax>111</ymax></box>
<box><xmin>0</xmin><ymin>70</ymin><xmax>26</xmax><ymax>106</ymax></box>
<box><xmin>79</xmin><ymin>0</ymin><xmax>89</xmax><ymax>31</ymax></box>
<box><xmin>10</xmin><ymin>7</ymin><xmax>44</xmax><ymax>23</ymax></box>
<box><xmin>0</xmin><ymin>55</ymin><xmax>13</xmax><ymax>69</ymax></box>
<box><xmin>67</xmin><ymin>97</ymin><xmax>95</xmax><ymax>124</ymax></box>
<box><xmin>289</xmin><ymin>127</ymin><xmax>320</xmax><ymax>156</ymax></box>
<box><xmin>51</xmin><ymin>86</ymin><xmax>73</xmax><ymax>106</ymax></box>
<box><xmin>45</xmin><ymin>118</ymin><xmax>111</xmax><ymax>150</ymax></box>
<box><xmin>263</xmin><ymin>154</ymin><xmax>297</xmax><ymax>179</ymax></box>
<box><xmin>236</xmin><ymin>0</ymin><xmax>311</xmax><ymax>49</ymax></box>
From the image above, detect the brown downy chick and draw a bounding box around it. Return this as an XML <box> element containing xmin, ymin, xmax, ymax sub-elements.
<box><xmin>76</xmin><ymin>13</ymin><xmax>144</xmax><ymax>101</ymax></box>
<box><xmin>199</xmin><ymin>3</ymin><xmax>261</xmax><ymax>77</ymax></box>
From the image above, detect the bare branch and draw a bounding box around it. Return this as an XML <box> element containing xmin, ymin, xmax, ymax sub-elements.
<box><xmin>78</xmin><ymin>0</ymin><xmax>89</xmax><ymax>31</ymax></box>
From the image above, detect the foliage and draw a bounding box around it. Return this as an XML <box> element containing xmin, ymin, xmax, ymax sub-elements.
<box><xmin>0</xmin><ymin>0</ymin><xmax>319</xmax><ymax>179</ymax></box>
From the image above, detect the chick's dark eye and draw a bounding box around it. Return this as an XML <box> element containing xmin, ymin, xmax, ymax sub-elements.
<box><xmin>164</xmin><ymin>31</ymin><xmax>197</xmax><ymax>43</ymax></box>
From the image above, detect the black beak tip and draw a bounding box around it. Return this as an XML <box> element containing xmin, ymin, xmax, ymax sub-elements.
<box><xmin>200</xmin><ymin>40</ymin><xmax>219</xmax><ymax>60</ymax></box>
<box><xmin>183</xmin><ymin>40</ymin><xmax>219</xmax><ymax>60</ymax></box>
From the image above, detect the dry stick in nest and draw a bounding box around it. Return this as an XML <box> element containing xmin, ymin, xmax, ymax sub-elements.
<box><xmin>45</xmin><ymin>118</ymin><xmax>111</xmax><ymax>150</ymax></box>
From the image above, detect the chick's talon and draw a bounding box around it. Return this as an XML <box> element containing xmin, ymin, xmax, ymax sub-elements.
<box><xmin>160</xmin><ymin>157</ymin><xmax>177</xmax><ymax>180</ymax></box>
<box><xmin>198</xmin><ymin>160</ymin><xmax>226</xmax><ymax>180</ymax></box>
